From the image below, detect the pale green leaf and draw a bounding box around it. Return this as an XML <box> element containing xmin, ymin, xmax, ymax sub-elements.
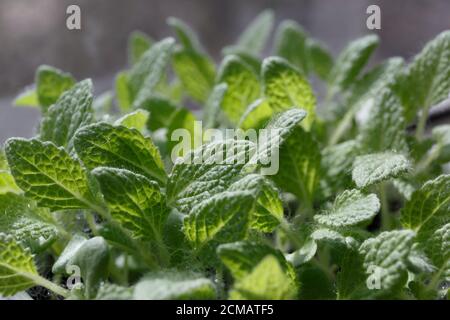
<box><xmin>0</xmin><ymin>170</ymin><xmax>21</xmax><ymax>194</ymax></box>
<box><xmin>238</xmin><ymin>98</ymin><xmax>273</xmax><ymax>130</ymax></box>
<box><xmin>203</xmin><ymin>83</ymin><xmax>227</xmax><ymax>129</ymax></box>
<box><xmin>217</xmin><ymin>55</ymin><xmax>261</xmax><ymax>124</ymax></box>
<box><xmin>92</xmin><ymin>167</ymin><xmax>169</xmax><ymax>243</ymax></box>
<box><xmin>74</xmin><ymin>122</ymin><xmax>167</xmax><ymax>183</ymax></box>
<box><xmin>424</xmin><ymin>223</ymin><xmax>450</xmax><ymax>282</ymax></box>
<box><xmin>134</xmin><ymin>271</ymin><xmax>216</xmax><ymax>300</ymax></box>
<box><xmin>5</xmin><ymin>138</ymin><xmax>100</xmax><ymax>211</ymax></box>
<box><xmin>352</xmin><ymin>152</ymin><xmax>410</xmax><ymax>188</ymax></box>
<box><xmin>52</xmin><ymin>234</ymin><xmax>87</xmax><ymax>274</ymax></box>
<box><xmin>167</xmin><ymin>17</ymin><xmax>204</xmax><ymax>53</ymax></box>
<box><xmin>314</xmin><ymin>189</ymin><xmax>380</xmax><ymax>229</ymax></box>
<box><xmin>307</xmin><ymin>39</ymin><xmax>334</xmax><ymax>80</ymax></box>
<box><xmin>128</xmin><ymin>31</ymin><xmax>152</xmax><ymax>65</ymax></box>
<box><xmin>40</xmin><ymin>79</ymin><xmax>94</xmax><ymax>151</ymax></box>
<box><xmin>13</xmin><ymin>87</ymin><xmax>39</xmax><ymax>108</ymax></box>
<box><xmin>139</xmin><ymin>96</ymin><xmax>178</xmax><ymax>131</ymax></box>
<box><xmin>35</xmin><ymin>65</ymin><xmax>75</xmax><ymax>111</ymax></box>
<box><xmin>114</xmin><ymin>109</ymin><xmax>150</xmax><ymax>132</ymax></box>
<box><xmin>229</xmin><ymin>255</ymin><xmax>297</xmax><ymax>300</ymax></box>
<box><xmin>262</xmin><ymin>57</ymin><xmax>316</xmax><ymax>130</ymax></box>
<box><xmin>0</xmin><ymin>234</ymin><xmax>39</xmax><ymax>296</ymax></box>
<box><xmin>359</xmin><ymin>230</ymin><xmax>415</xmax><ymax>292</ymax></box>
<box><xmin>115</xmin><ymin>71</ymin><xmax>132</xmax><ymax>112</ymax></box>
<box><xmin>400</xmin><ymin>174</ymin><xmax>450</xmax><ymax>237</ymax></box>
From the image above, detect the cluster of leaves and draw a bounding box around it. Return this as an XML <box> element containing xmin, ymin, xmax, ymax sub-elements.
<box><xmin>1</xmin><ymin>10</ymin><xmax>450</xmax><ymax>300</ymax></box>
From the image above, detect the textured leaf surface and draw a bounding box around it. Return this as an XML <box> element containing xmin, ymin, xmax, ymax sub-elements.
<box><xmin>229</xmin><ymin>255</ymin><xmax>297</xmax><ymax>300</ymax></box>
<box><xmin>314</xmin><ymin>189</ymin><xmax>380</xmax><ymax>229</ymax></box>
<box><xmin>359</xmin><ymin>230</ymin><xmax>415</xmax><ymax>292</ymax></box>
<box><xmin>217</xmin><ymin>241</ymin><xmax>296</xmax><ymax>282</ymax></box>
<box><xmin>0</xmin><ymin>194</ymin><xmax>57</xmax><ymax>252</ymax></box>
<box><xmin>328</xmin><ymin>35</ymin><xmax>379</xmax><ymax>95</ymax></box>
<box><xmin>172</xmin><ymin>48</ymin><xmax>215</xmax><ymax>102</ymax></box>
<box><xmin>262</xmin><ymin>57</ymin><xmax>316</xmax><ymax>130</ymax></box>
<box><xmin>0</xmin><ymin>234</ymin><xmax>39</xmax><ymax>296</ymax></box>
<box><xmin>128</xmin><ymin>38</ymin><xmax>175</xmax><ymax>107</ymax></box>
<box><xmin>401</xmin><ymin>174</ymin><xmax>450</xmax><ymax>237</ymax></box>
<box><xmin>74</xmin><ymin>122</ymin><xmax>166</xmax><ymax>183</ymax></box>
<box><xmin>167</xmin><ymin>139</ymin><xmax>255</xmax><ymax>213</ymax></box>
<box><xmin>238</xmin><ymin>99</ymin><xmax>273</xmax><ymax>130</ymax></box>
<box><xmin>5</xmin><ymin>138</ymin><xmax>99</xmax><ymax>211</ymax></box>
<box><xmin>40</xmin><ymin>79</ymin><xmax>94</xmax><ymax>150</ymax></box>
<box><xmin>217</xmin><ymin>55</ymin><xmax>260</xmax><ymax>124</ymax></box>
<box><xmin>134</xmin><ymin>271</ymin><xmax>216</xmax><ymax>300</ymax></box>
<box><xmin>352</xmin><ymin>152</ymin><xmax>410</xmax><ymax>188</ymax></box>
<box><xmin>424</xmin><ymin>223</ymin><xmax>449</xmax><ymax>282</ymax></box>
<box><xmin>401</xmin><ymin>31</ymin><xmax>450</xmax><ymax>122</ymax></box>
<box><xmin>114</xmin><ymin>109</ymin><xmax>149</xmax><ymax>132</ymax></box>
<box><xmin>228</xmin><ymin>174</ymin><xmax>283</xmax><ymax>232</ymax></box>
<box><xmin>36</xmin><ymin>65</ymin><xmax>75</xmax><ymax>110</ymax></box>
<box><xmin>183</xmin><ymin>191</ymin><xmax>254</xmax><ymax>256</ymax></box>
<box><xmin>92</xmin><ymin>167</ymin><xmax>169</xmax><ymax>242</ymax></box>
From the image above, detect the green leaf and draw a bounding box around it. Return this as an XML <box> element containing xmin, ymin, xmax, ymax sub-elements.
<box><xmin>336</xmin><ymin>250</ymin><xmax>370</xmax><ymax>299</ymax></box>
<box><xmin>172</xmin><ymin>49</ymin><xmax>215</xmax><ymax>103</ymax></box>
<box><xmin>52</xmin><ymin>234</ymin><xmax>87</xmax><ymax>274</ymax></box>
<box><xmin>74</xmin><ymin>122</ymin><xmax>167</xmax><ymax>183</ymax></box>
<box><xmin>262</xmin><ymin>57</ymin><xmax>316</xmax><ymax>130</ymax></box>
<box><xmin>0</xmin><ymin>234</ymin><xmax>39</xmax><ymax>296</ymax></box>
<box><xmin>229</xmin><ymin>255</ymin><xmax>297</xmax><ymax>300</ymax></box>
<box><xmin>139</xmin><ymin>97</ymin><xmax>179</xmax><ymax>131</ymax></box>
<box><xmin>400</xmin><ymin>174</ymin><xmax>450</xmax><ymax>237</ymax></box>
<box><xmin>128</xmin><ymin>31</ymin><xmax>152</xmax><ymax>65</ymax></box>
<box><xmin>166</xmin><ymin>139</ymin><xmax>255</xmax><ymax>213</ymax></box>
<box><xmin>352</xmin><ymin>152</ymin><xmax>410</xmax><ymax>189</ymax></box>
<box><xmin>5</xmin><ymin>138</ymin><xmax>100</xmax><ymax>211</ymax></box>
<box><xmin>93</xmin><ymin>91</ymin><xmax>113</xmax><ymax>116</ymax></box>
<box><xmin>114</xmin><ymin>109</ymin><xmax>150</xmax><ymax>132</ymax></box>
<box><xmin>96</xmin><ymin>283</ymin><xmax>133</xmax><ymax>300</ymax></box>
<box><xmin>92</xmin><ymin>167</ymin><xmax>169</xmax><ymax>243</ymax></box>
<box><xmin>359</xmin><ymin>230</ymin><xmax>415</xmax><ymax>293</ymax></box>
<box><xmin>35</xmin><ymin>65</ymin><xmax>76</xmax><ymax>111</ymax></box>
<box><xmin>238</xmin><ymin>98</ymin><xmax>273</xmax><ymax>130</ymax></box>
<box><xmin>311</xmin><ymin>228</ymin><xmax>358</xmax><ymax>249</ymax></box>
<box><xmin>217</xmin><ymin>241</ymin><xmax>296</xmax><ymax>282</ymax></box>
<box><xmin>40</xmin><ymin>79</ymin><xmax>94</xmax><ymax>151</ymax></box>
<box><xmin>183</xmin><ymin>191</ymin><xmax>254</xmax><ymax>257</ymax></box>
<box><xmin>228</xmin><ymin>174</ymin><xmax>283</xmax><ymax>232</ymax></box>
<box><xmin>314</xmin><ymin>189</ymin><xmax>380</xmax><ymax>229</ymax></box>
<box><xmin>274</xmin><ymin>20</ymin><xmax>310</xmax><ymax>75</ymax></box>
<box><xmin>358</xmin><ymin>86</ymin><xmax>408</xmax><ymax>154</ymax></box>
<box><xmin>204</xmin><ymin>83</ymin><xmax>228</xmax><ymax>129</ymax></box>
<box><xmin>115</xmin><ymin>71</ymin><xmax>132</xmax><ymax>112</ymax></box>
<box><xmin>0</xmin><ymin>170</ymin><xmax>21</xmax><ymax>194</ymax></box>
<box><xmin>400</xmin><ymin>31</ymin><xmax>450</xmax><ymax>122</ymax></box>
<box><xmin>226</xmin><ymin>9</ymin><xmax>274</xmax><ymax>57</ymax></box>
<box><xmin>134</xmin><ymin>271</ymin><xmax>216</xmax><ymax>300</ymax></box>
<box><xmin>68</xmin><ymin>236</ymin><xmax>110</xmax><ymax>298</ymax></box>
<box><xmin>275</xmin><ymin>126</ymin><xmax>320</xmax><ymax>203</ymax></box>
<box><xmin>327</xmin><ymin>35</ymin><xmax>379</xmax><ymax>96</ymax></box>
<box><xmin>217</xmin><ymin>55</ymin><xmax>261</xmax><ymax>124</ymax></box>
<box><xmin>128</xmin><ymin>38</ymin><xmax>175</xmax><ymax>107</ymax></box>
<box><xmin>14</xmin><ymin>87</ymin><xmax>39</xmax><ymax>108</ymax></box>
<box><xmin>0</xmin><ymin>194</ymin><xmax>58</xmax><ymax>252</ymax></box>
<box><xmin>166</xmin><ymin>107</ymin><xmax>197</xmax><ymax>157</ymax></box>
<box><xmin>167</xmin><ymin>17</ymin><xmax>204</xmax><ymax>53</ymax></box>
<box><xmin>424</xmin><ymin>223</ymin><xmax>449</xmax><ymax>283</ymax></box>
<box><xmin>307</xmin><ymin>39</ymin><xmax>334</xmax><ymax>80</ymax></box>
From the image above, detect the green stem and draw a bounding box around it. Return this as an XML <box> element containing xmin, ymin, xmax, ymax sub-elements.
<box><xmin>415</xmin><ymin>103</ymin><xmax>431</xmax><ymax>141</ymax></box>
<box><xmin>31</xmin><ymin>274</ymin><xmax>69</xmax><ymax>298</ymax></box>
<box><xmin>415</xmin><ymin>144</ymin><xmax>441</xmax><ymax>173</ymax></box>
<box><xmin>379</xmin><ymin>183</ymin><xmax>392</xmax><ymax>231</ymax></box>
<box><xmin>329</xmin><ymin>108</ymin><xmax>355</xmax><ymax>146</ymax></box>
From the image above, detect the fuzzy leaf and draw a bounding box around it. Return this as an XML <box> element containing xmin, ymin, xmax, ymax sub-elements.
<box><xmin>314</xmin><ymin>189</ymin><xmax>380</xmax><ymax>229</ymax></box>
<box><xmin>262</xmin><ymin>57</ymin><xmax>316</xmax><ymax>130</ymax></box>
<box><xmin>40</xmin><ymin>79</ymin><xmax>94</xmax><ymax>151</ymax></box>
<box><xmin>92</xmin><ymin>167</ymin><xmax>169</xmax><ymax>242</ymax></box>
<box><xmin>5</xmin><ymin>138</ymin><xmax>99</xmax><ymax>211</ymax></box>
<box><xmin>359</xmin><ymin>230</ymin><xmax>415</xmax><ymax>292</ymax></box>
<box><xmin>35</xmin><ymin>65</ymin><xmax>75</xmax><ymax>110</ymax></box>
<box><xmin>238</xmin><ymin>98</ymin><xmax>273</xmax><ymax>130</ymax></box>
<box><xmin>134</xmin><ymin>271</ymin><xmax>216</xmax><ymax>300</ymax></box>
<box><xmin>352</xmin><ymin>152</ymin><xmax>410</xmax><ymax>188</ymax></box>
<box><xmin>217</xmin><ymin>55</ymin><xmax>260</xmax><ymax>124</ymax></box>
<box><xmin>114</xmin><ymin>109</ymin><xmax>150</xmax><ymax>132</ymax></box>
<box><xmin>204</xmin><ymin>83</ymin><xmax>228</xmax><ymax>129</ymax></box>
<box><xmin>401</xmin><ymin>174</ymin><xmax>450</xmax><ymax>237</ymax></box>
<box><xmin>229</xmin><ymin>255</ymin><xmax>297</xmax><ymax>300</ymax></box>
<box><xmin>74</xmin><ymin>122</ymin><xmax>166</xmax><ymax>183</ymax></box>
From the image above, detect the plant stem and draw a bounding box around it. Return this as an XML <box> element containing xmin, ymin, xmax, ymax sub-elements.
<box><xmin>415</xmin><ymin>103</ymin><xmax>431</xmax><ymax>141</ymax></box>
<box><xmin>379</xmin><ymin>183</ymin><xmax>392</xmax><ymax>230</ymax></box>
<box><xmin>31</xmin><ymin>274</ymin><xmax>69</xmax><ymax>298</ymax></box>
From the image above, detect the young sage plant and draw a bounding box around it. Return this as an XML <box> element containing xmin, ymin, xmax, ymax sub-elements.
<box><xmin>1</xmin><ymin>10</ymin><xmax>449</xmax><ymax>300</ymax></box>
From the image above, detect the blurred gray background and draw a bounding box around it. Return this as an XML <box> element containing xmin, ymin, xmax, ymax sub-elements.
<box><xmin>1</xmin><ymin>0</ymin><xmax>449</xmax><ymax>143</ymax></box>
